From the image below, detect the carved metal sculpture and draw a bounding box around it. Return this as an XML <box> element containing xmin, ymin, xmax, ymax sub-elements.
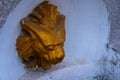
<box><xmin>16</xmin><ymin>1</ymin><xmax>65</xmax><ymax>70</ymax></box>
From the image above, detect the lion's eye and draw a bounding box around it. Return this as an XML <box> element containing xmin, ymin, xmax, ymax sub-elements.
<box><xmin>46</xmin><ymin>45</ymin><xmax>56</xmax><ymax>50</ymax></box>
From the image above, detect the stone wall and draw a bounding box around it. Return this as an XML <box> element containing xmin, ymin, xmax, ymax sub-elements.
<box><xmin>104</xmin><ymin>0</ymin><xmax>120</xmax><ymax>51</ymax></box>
<box><xmin>0</xmin><ymin>0</ymin><xmax>21</xmax><ymax>28</ymax></box>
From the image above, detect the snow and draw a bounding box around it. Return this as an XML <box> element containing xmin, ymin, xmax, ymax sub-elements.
<box><xmin>99</xmin><ymin>46</ymin><xmax>120</xmax><ymax>80</ymax></box>
<box><xmin>0</xmin><ymin>0</ymin><xmax>110</xmax><ymax>80</ymax></box>
<box><xmin>39</xmin><ymin>63</ymin><xmax>97</xmax><ymax>80</ymax></box>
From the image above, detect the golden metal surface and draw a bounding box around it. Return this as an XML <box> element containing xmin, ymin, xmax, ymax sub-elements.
<box><xmin>16</xmin><ymin>1</ymin><xmax>65</xmax><ymax>70</ymax></box>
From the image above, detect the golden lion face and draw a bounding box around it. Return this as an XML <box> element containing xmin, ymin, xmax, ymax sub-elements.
<box><xmin>16</xmin><ymin>1</ymin><xmax>65</xmax><ymax>70</ymax></box>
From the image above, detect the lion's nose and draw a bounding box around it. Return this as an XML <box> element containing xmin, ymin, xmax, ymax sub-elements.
<box><xmin>50</xmin><ymin>46</ymin><xmax>65</xmax><ymax>64</ymax></box>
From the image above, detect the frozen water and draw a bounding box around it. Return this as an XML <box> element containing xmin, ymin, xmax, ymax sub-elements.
<box><xmin>0</xmin><ymin>0</ymin><xmax>110</xmax><ymax>80</ymax></box>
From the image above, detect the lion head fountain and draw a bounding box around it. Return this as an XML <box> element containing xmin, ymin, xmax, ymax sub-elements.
<box><xmin>16</xmin><ymin>1</ymin><xmax>65</xmax><ymax>70</ymax></box>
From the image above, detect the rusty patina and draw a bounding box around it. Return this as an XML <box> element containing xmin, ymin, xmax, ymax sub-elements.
<box><xmin>16</xmin><ymin>1</ymin><xmax>65</xmax><ymax>70</ymax></box>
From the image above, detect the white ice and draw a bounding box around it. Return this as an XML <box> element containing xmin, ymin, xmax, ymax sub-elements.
<box><xmin>0</xmin><ymin>0</ymin><xmax>109</xmax><ymax>80</ymax></box>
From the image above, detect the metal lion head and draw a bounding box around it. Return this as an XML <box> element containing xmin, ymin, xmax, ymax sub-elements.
<box><xmin>16</xmin><ymin>1</ymin><xmax>66</xmax><ymax>70</ymax></box>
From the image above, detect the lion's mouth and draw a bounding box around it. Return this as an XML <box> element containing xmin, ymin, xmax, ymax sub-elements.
<box><xmin>23</xmin><ymin>56</ymin><xmax>35</xmax><ymax>64</ymax></box>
